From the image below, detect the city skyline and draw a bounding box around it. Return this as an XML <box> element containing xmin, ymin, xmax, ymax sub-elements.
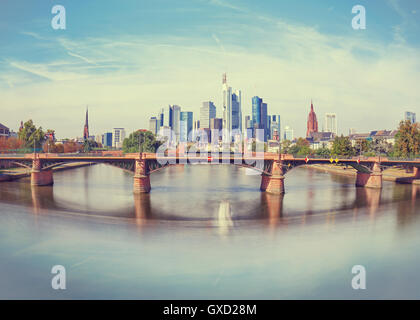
<box><xmin>0</xmin><ymin>0</ymin><xmax>419</xmax><ymax>139</ymax></box>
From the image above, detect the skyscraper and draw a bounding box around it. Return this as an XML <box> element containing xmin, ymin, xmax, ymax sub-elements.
<box><xmin>180</xmin><ymin>111</ymin><xmax>193</xmax><ymax>142</ymax></box>
<box><xmin>324</xmin><ymin>113</ymin><xmax>337</xmax><ymax>135</ymax></box>
<box><xmin>149</xmin><ymin>117</ymin><xmax>158</xmax><ymax>135</ymax></box>
<box><xmin>163</xmin><ymin>105</ymin><xmax>173</xmax><ymax>128</ymax></box>
<box><xmin>172</xmin><ymin>105</ymin><xmax>181</xmax><ymax>142</ymax></box>
<box><xmin>103</xmin><ymin>132</ymin><xmax>113</xmax><ymax>147</ymax></box>
<box><xmin>306</xmin><ymin>101</ymin><xmax>318</xmax><ymax>138</ymax></box>
<box><xmin>252</xmin><ymin>96</ymin><xmax>268</xmax><ymax>141</ymax></box>
<box><xmin>405</xmin><ymin>111</ymin><xmax>416</xmax><ymax>123</ymax></box>
<box><xmin>271</xmin><ymin>115</ymin><xmax>281</xmax><ymax>141</ymax></box>
<box><xmin>284</xmin><ymin>126</ymin><xmax>294</xmax><ymax>141</ymax></box>
<box><xmin>83</xmin><ymin>107</ymin><xmax>89</xmax><ymax>140</ymax></box>
<box><xmin>200</xmin><ymin>101</ymin><xmax>216</xmax><ymax>129</ymax></box>
<box><xmin>113</xmin><ymin>128</ymin><xmax>126</xmax><ymax>149</ymax></box>
<box><xmin>222</xmin><ymin>74</ymin><xmax>242</xmax><ymax>142</ymax></box>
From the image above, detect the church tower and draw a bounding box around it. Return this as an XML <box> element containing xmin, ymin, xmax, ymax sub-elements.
<box><xmin>306</xmin><ymin>100</ymin><xmax>318</xmax><ymax>138</ymax></box>
<box><xmin>83</xmin><ymin>107</ymin><xmax>89</xmax><ymax>140</ymax></box>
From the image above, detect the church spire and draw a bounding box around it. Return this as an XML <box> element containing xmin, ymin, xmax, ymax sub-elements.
<box><xmin>83</xmin><ymin>106</ymin><xmax>89</xmax><ymax>140</ymax></box>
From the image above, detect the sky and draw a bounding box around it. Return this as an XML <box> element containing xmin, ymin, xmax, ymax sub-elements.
<box><xmin>0</xmin><ymin>0</ymin><xmax>419</xmax><ymax>139</ymax></box>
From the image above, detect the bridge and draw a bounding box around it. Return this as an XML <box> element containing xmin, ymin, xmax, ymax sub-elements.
<box><xmin>0</xmin><ymin>152</ymin><xmax>419</xmax><ymax>194</ymax></box>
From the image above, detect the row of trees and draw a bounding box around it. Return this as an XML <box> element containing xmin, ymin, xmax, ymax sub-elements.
<box><xmin>0</xmin><ymin>120</ymin><xmax>103</xmax><ymax>154</ymax></box>
<box><xmin>282</xmin><ymin>120</ymin><xmax>420</xmax><ymax>158</ymax></box>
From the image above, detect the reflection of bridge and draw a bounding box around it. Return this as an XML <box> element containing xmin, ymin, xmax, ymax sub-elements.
<box><xmin>0</xmin><ymin>153</ymin><xmax>419</xmax><ymax>194</ymax></box>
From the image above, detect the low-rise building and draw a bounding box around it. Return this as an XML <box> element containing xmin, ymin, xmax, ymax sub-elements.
<box><xmin>0</xmin><ymin>123</ymin><xmax>10</xmax><ymax>138</ymax></box>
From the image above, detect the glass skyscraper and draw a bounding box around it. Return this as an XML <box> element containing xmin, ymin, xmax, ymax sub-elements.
<box><xmin>252</xmin><ymin>96</ymin><xmax>268</xmax><ymax>141</ymax></box>
<box><xmin>180</xmin><ymin>111</ymin><xmax>193</xmax><ymax>142</ymax></box>
<box><xmin>200</xmin><ymin>101</ymin><xmax>216</xmax><ymax>129</ymax></box>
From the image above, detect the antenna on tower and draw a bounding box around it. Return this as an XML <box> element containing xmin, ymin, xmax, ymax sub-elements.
<box><xmin>222</xmin><ymin>73</ymin><xmax>227</xmax><ymax>84</ymax></box>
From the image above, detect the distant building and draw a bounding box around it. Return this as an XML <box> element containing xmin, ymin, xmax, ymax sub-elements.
<box><xmin>252</xmin><ymin>96</ymin><xmax>268</xmax><ymax>141</ymax></box>
<box><xmin>349</xmin><ymin>130</ymin><xmax>397</xmax><ymax>147</ymax></box>
<box><xmin>163</xmin><ymin>105</ymin><xmax>173</xmax><ymax>128</ymax></box>
<box><xmin>0</xmin><ymin>123</ymin><xmax>10</xmax><ymax>138</ymax></box>
<box><xmin>180</xmin><ymin>111</ymin><xmax>193</xmax><ymax>142</ymax></box>
<box><xmin>172</xmin><ymin>105</ymin><xmax>181</xmax><ymax>142</ymax></box>
<box><xmin>103</xmin><ymin>132</ymin><xmax>112</xmax><ymax>147</ymax></box>
<box><xmin>222</xmin><ymin>74</ymin><xmax>242</xmax><ymax>142</ymax></box>
<box><xmin>271</xmin><ymin>115</ymin><xmax>281</xmax><ymax>141</ymax></box>
<box><xmin>210</xmin><ymin>118</ymin><xmax>223</xmax><ymax>143</ymax></box>
<box><xmin>149</xmin><ymin>117</ymin><xmax>158</xmax><ymax>135</ymax></box>
<box><xmin>95</xmin><ymin>135</ymin><xmax>102</xmax><ymax>144</ymax></box>
<box><xmin>324</xmin><ymin>113</ymin><xmax>337</xmax><ymax>135</ymax></box>
<box><xmin>283</xmin><ymin>126</ymin><xmax>294</xmax><ymax>141</ymax></box>
<box><xmin>200</xmin><ymin>101</ymin><xmax>216</xmax><ymax>129</ymax></box>
<box><xmin>307</xmin><ymin>132</ymin><xmax>335</xmax><ymax>150</ymax></box>
<box><xmin>306</xmin><ymin>101</ymin><xmax>318</xmax><ymax>138</ymax></box>
<box><xmin>112</xmin><ymin>128</ymin><xmax>126</xmax><ymax>149</ymax></box>
<box><xmin>83</xmin><ymin>107</ymin><xmax>89</xmax><ymax>140</ymax></box>
<box><xmin>405</xmin><ymin>111</ymin><xmax>416</xmax><ymax>123</ymax></box>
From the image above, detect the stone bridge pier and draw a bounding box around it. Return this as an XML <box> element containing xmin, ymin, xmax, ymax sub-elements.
<box><xmin>260</xmin><ymin>160</ymin><xmax>285</xmax><ymax>194</ymax></box>
<box><xmin>133</xmin><ymin>158</ymin><xmax>151</xmax><ymax>193</ymax></box>
<box><xmin>31</xmin><ymin>158</ymin><xmax>54</xmax><ymax>186</ymax></box>
<box><xmin>413</xmin><ymin>167</ymin><xmax>420</xmax><ymax>179</ymax></box>
<box><xmin>355</xmin><ymin>162</ymin><xmax>382</xmax><ymax>189</ymax></box>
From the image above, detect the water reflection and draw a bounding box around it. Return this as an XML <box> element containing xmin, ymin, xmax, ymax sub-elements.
<box><xmin>215</xmin><ymin>200</ymin><xmax>234</xmax><ymax>235</ymax></box>
<box><xmin>0</xmin><ymin>164</ymin><xmax>418</xmax><ymax>228</ymax></box>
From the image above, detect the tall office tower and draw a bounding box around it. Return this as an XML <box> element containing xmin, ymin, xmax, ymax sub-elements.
<box><xmin>222</xmin><ymin>73</ymin><xmax>242</xmax><ymax>142</ymax></box>
<box><xmin>200</xmin><ymin>101</ymin><xmax>216</xmax><ymax>129</ymax></box>
<box><xmin>271</xmin><ymin>115</ymin><xmax>281</xmax><ymax>141</ymax></box>
<box><xmin>252</xmin><ymin>96</ymin><xmax>268</xmax><ymax>141</ymax></box>
<box><xmin>267</xmin><ymin>115</ymin><xmax>271</xmax><ymax>140</ymax></box>
<box><xmin>83</xmin><ymin>107</ymin><xmax>89</xmax><ymax>140</ymax></box>
<box><xmin>405</xmin><ymin>111</ymin><xmax>416</xmax><ymax>123</ymax></box>
<box><xmin>163</xmin><ymin>105</ymin><xmax>173</xmax><ymax>128</ymax></box>
<box><xmin>210</xmin><ymin>118</ymin><xmax>223</xmax><ymax>143</ymax></box>
<box><xmin>306</xmin><ymin>100</ymin><xmax>318</xmax><ymax>138</ymax></box>
<box><xmin>158</xmin><ymin>108</ymin><xmax>164</xmax><ymax>127</ymax></box>
<box><xmin>172</xmin><ymin>105</ymin><xmax>181</xmax><ymax>142</ymax></box>
<box><xmin>231</xmin><ymin>91</ymin><xmax>242</xmax><ymax>132</ymax></box>
<box><xmin>180</xmin><ymin>111</ymin><xmax>193</xmax><ymax>142</ymax></box>
<box><xmin>324</xmin><ymin>113</ymin><xmax>337</xmax><ymax>135</ymax></box>
<box><xmin>149</xmin><ymin>117</ymin><xmax>158</xmax><ymax>135</ymax></box>
<box><xmin>244</xmin><ymin>115</ymin><xmax>253</xmax><ymax>139</ymax></box>
<box><xmin>284</xmin><ymin>126</ymin><xmax>294</xmax><ymax>141</ymax></box>
<box><xmin>112</xmin><ymin>128</ymin><xmax>126</xmax><ymax>149</ymax></box>
<box><xmin>103</xmin><ymin>132</ymin><xmax>113</xmax><ymax>147</ymax></box>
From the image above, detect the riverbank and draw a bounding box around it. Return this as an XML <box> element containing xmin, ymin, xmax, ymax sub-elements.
<box><xmin>0</xmin><ymin>162</ymin><xmax>96</xmax><ymax>182</ymax></box>
<box><xmin>309</xmin><ymin>164</ymin><xmax>420</xmax><ymax>185</ymax></box>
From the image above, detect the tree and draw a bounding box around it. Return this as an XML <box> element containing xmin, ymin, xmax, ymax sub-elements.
<box><xmin>315</xmin><ymin>147</ymin><xmax>331</xmax><ymax>157</ymax></box>
<box><xmin>288</xmin><ymin>137</ymin><xmax>312</xmax><ymax>156</ymax></box>
<box><xmin>368</xmin><ymin>139</ymin><xmax>393</xmax><ymax>156</ymax></box>
<box><xmin>394</xmin><ymin>120</ymin><xmax>420</xmax><ymax>157</ymax></box>
<box><xmin>17</xmin><ymin>120</ymin><xmax>46</xmax><ymax>150</ymax></box>
<box><xmin>354</xmin><ymin>139</ymin><xmax>370</xmax><ymax>155</ymax></box>
<box><xmin>122</xmin><ymin>130</ymin><xmax>162</xmax><ymax>153</ymax></box>
<box><xmin>63</xmin><ymin>140</ymin><xmax>82</xmax><ymax>153</ymax></box>
<box><xmin>281</xmin><ymin>140</ymin><xmax>292</xmax><ymax>153</ymax></box>
<box><xmin>0</xmin><ymin>137</ymin><xmax>24</xmax><ymax>153</ymax></box>
<box><xmin>331</xmin><ymin>135</ymin><xmax>355</xmax><ymax>156</ymax></box>
<box><xmin>82</xmin><ymin>139</ymin><xmax>100</xmax><ymax>153</ymax></box>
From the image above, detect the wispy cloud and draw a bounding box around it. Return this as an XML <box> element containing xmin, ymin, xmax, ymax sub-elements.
<box><xmin>67</xmin><ymin>51</ymin><xmax>97</xmax><ymax>65</ymax></box>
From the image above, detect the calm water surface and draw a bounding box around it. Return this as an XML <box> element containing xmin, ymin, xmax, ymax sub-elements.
<box><xmin>0</xmin><ymin>164</ymin><xmax>419</xmax><ymax>299</ymax></box>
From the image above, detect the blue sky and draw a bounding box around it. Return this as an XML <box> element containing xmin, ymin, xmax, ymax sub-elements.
<box><xmin>0</xmin><ymin>0</ymin><xmax>419</xmax><ymax>138</ymax></box>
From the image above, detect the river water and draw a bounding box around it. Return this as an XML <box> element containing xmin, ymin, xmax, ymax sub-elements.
<box><xmin>0</xmin><ymin>164</ymin><xmax>419</xmax><ymax>299</ymax></box>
